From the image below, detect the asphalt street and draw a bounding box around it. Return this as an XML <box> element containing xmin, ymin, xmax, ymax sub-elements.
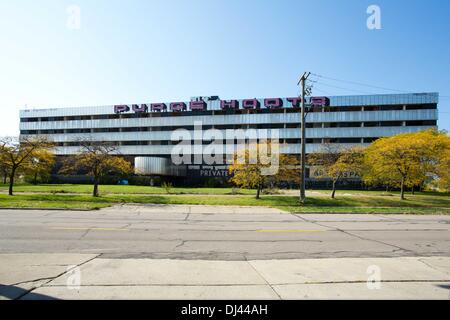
<box><xmin>1</xmin><ymin>204</ymin><xmax>449</xmax><ymax>299</ymax></box>
<box><xmin>0</xmin><ymin>204</ymin><xmax>449</xmax><ymax>260</ymax></box>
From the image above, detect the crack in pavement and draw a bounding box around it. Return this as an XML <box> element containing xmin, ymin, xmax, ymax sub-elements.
<box><xmin>175</xmin><ymin>240</ymin><xmax>187</xmax><ymax>248</ymax></box>
<box><xmin>268</xmin><ymin>279</ymin><xmax>450</xmax><ymax>285</ymax></box>
<box><xmin>97</xmin><ymin>250</ymin><xmax>449</xmax><ymax>260</ymax></box>
<box><xmin>245</xmin><ymin>257</ymin><xmax>282</xmax><ymax>300</ymax></box>
<box><xmin>161</xmin><ymin>238</ymin><xmax>324</xmax><ymax>243</ymax></box>
<box><xmin>293</xmin><ymin>214</ymin><xmax>417</xmax><ymax>255</ymax></box>
<box><xmin>10</xmin><ymin>277</ymin><xmax>58</xmax><ymax>287</ymax></box>
<box><xmin>13</xmin><ymin>253</ymin><xmax>102</xmax><ymax>300</ymax></box>
<box><xmin>78</xmin><ymin>228</ymin><xmax>91</xmax><ymax>240</ymax></box>
<box><xmin>36</xmin><ymin>279</ymin><xmax>450</xmax><ymax>287</ymax></box>
<box><xmin>417</xmin><ymin>258</ymin><xmax>450</xmax><ymax>276</ymax></box>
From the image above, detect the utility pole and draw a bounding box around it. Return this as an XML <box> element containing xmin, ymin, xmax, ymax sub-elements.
<box><xmin>298</xmin><ymin>72</ymin><xmax>310</xmax><ymax>203</ymax></box>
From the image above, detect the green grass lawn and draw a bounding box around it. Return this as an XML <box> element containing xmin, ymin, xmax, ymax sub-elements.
<box><xmin>0</xmin><ymin>183</ymin><xmax>446</xmax><ymax>198</ymax></box>
<box><xmin>0</xmin><ymin>183</ymin><xmax>256</xmax><ymax>195</ymax></box>
<box><xmin>0</xmin><ymin>199</ymin><xmax>110</xmax><ymax>210</ymax></box>
<box><xmin>0</xmin><ymin>186</ymin><xmax>448</xmax><ymax>214</ymax></box>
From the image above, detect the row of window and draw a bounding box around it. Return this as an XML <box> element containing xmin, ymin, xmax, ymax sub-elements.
<box><xmin>20</xmin><ymin>120</ymin><xmax>437</xmax><ymax>135</ymax></box>
<box><xmin>51</xmin><ymin>137</ymin><xmax>378</xmax><ymax>147</ymax></box>
<box><xmin>20</xmin><ymin>104</ymin><xmax>437</xmax><ymax>122</ymax></box>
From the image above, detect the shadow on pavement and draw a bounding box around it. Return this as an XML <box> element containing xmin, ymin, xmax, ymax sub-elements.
<box><xmin>0</xmin><ymin>284</ymin><xmax>58</xmax><ymax>300</ymax></box>
<box><xmin>436</xmin><ymin>284</ymin><xmax>450</xmax><ymax>291</ymax></box>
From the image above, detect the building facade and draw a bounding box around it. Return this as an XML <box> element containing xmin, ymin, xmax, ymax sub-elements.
<box><xmin>19</xmin><ymin>92</ymin><xmax>439</xmax><ymax>185</ymax></box>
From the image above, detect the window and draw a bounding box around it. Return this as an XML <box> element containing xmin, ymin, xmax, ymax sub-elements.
<box><xmin>405</xmin><ymin>120</ymin><xmax>437</xmax><ymax>126</ymax></box>
<box><xmin>405</xmin><ymin>104</ymin><xmax>437</xmax><ymax>110</ymax></box>
<box><xmin>380</xmin><ymin>121</ymin><xmax>403</xmax><ymax>127</ymax></box>
<box><xmin>364</xmin><ymin>122</ymin><xmax>379</xmax><ymax>127</ymax></box>
<box><xmin>380</xmin><ymin>105</ymin><xmax>403</xmax><ymax>111</ymax></box>
<box><xmin>338</xmin><ymin>138</ymin><xmax>361</xmax><ymax>143</ymax></box>
<box><xmin>306</xmin><ymin>138</ymin><xmax>322</xmax><ymax>143</ymax></box>
<box><xmin>364</xmin><ymin>106</ymin><xmax>381</xmax><ymax>111</ymax></box>
<box><xmin>337</xmin><ymin>122</ymin><xmax>362</xmax><ymax>128</ymax></box>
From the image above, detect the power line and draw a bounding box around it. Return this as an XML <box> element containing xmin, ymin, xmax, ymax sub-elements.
<box><xmin>307</xmin><ymin>79</ymin><xmax>376</xmax><ymax>95</ymax></box>
<box><xmin>310</xmin><ymin>72</ymin><xmax>413</xmax><ymax>93</ymax></box>
<box><xmin>311</xmin><ymin>86</ymin><xmax>333</xmax><ymax>95</ymax></box>
<box><xmin>312</xmin><ymin>84</ymin><xmax>449</xmax><ymax>113</ymax></box>
<box><xmin>310</xmin><ymin>72</ymin><xmax>450</xmax><ymax>100</ymax></box>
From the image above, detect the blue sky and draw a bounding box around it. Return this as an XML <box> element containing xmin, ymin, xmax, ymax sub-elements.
<box><xmin>0</xmin><ymin>0</ymin><xmax>449</xmax><ymax>135</ymax></box>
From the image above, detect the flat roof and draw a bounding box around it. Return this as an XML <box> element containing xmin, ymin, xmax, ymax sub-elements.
<box><xmin>19</xmin><ymin>92</ymin><xmax>439</xmax><ymax>118</ymax></box>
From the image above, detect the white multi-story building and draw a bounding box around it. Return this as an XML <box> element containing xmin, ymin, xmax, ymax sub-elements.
<box><xmin>19</xmin><ymin>92</ymin><xmax>439</xmax><ymax>183</ymax></box>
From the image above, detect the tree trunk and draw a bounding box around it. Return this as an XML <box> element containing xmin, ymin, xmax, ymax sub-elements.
<box><xmin>34</xmin><ymin>172</ymin><xmax>38</xmax><ymax>185</ymax></box>
<box><xmin>411</xmin><ymin>186</ymin><xmax>415</xmax><ymax>195</ymax></box>
<box><xmin>3</xmin><ymin>172</ymin><xmax>6</xmax><ymax>184</ymax></box>
<box><xmin>331</xmin><ymin>180</ymin><xmax>336</xmax><ymax>199</ymax></box>
<box><xmin>93</xmin><ymin>177</ymin><xmax>99</xmax><ymax>197</ymax></box>
<box><xmin>256</xmin><ymin>184</ymin><xmax>261</xmax><ymax>199</ymax></box>
<box><xmin>8</xmin><ymin>169</ymin><xmax>15</xmax><ymax>196</ymax></box>
<box><xmin>400</xmin><ymin>177</ymin><xmax>405</xmax><ymax>200</ymax></box>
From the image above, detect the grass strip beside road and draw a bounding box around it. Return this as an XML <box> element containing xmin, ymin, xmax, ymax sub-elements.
<box><xmin>0</xmin><ymin>193</ymin><xmax>448</xmax><ymax>214</ymax></box>
<box><xmin>0</xmin><ymin>198</ymin><xmax>110</xmax><ymax>210</ymax></box>
<box><xmin>0</xmin><ymin>184</ymin><xmax>256</xmax><ymax>195</ymax></box>
<box><xmin>2</xmin><ymin>183</ymin><xmax>446</xmax><ymax>197</ymax></box>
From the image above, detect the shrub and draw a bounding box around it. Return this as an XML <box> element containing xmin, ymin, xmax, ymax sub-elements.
<box><xmin>262</xmin><ymin>187</ymin><xmax>281</xmax><ymax>195</ymax></box>
<box><xmin>231</xmin><ymin>187</ymin><xmax>240</xmax><ymax>195</ymax></box>
<box><xmin>162</xmin><ymin>181</ymin><xmax>173</xmax><ymax>194</ymax></box>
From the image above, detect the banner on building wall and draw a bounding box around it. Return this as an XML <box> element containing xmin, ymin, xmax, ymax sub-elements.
<box><xmin>309</xmin><ymin>166</ymin><xmax>360</xmax><ymax>179</ymax></box>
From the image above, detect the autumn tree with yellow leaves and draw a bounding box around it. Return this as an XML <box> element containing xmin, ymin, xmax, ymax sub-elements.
<box><xmin>363</xmin><ymin>129</ymin><xmax>449</xmax><ymax>199</ymax></box>
<box><xmin>435</xmin><ymin>145</ymin><xmax>450</xmax><ymax>191</ymax></box>
<box><xmin>60</xmin><ymin>140</ymin><xmax>132</xmax><ymax>197</ymax></box>
<box><xmin>308</xmin><ymin>144</ymin><xmax>365</xmax><ymax>198</ymax></box>
<box><xmin>0</xmin><ymin>136</ymin><xmax>55</xmax><ymax>195</ymax></box>
<box><xmin>228</xmin><ymin>143</ymin><xmax>300</xmax><ymax>199</ymax></box>
<box><xmin>23</xmin><ymin>149</ymin><xmax>55</xmax><ymax>184</ymax></box>
<box><xmin>0</xmin><ymin>160</ymin><xmax>8</xmax><ymax>184</ymax></box>
<box><xmin>422</xmin><ymin>129</ymin><xmax>450</xmax><ymax>192</ymax></box>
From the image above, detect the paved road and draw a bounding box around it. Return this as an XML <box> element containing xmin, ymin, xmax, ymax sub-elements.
<box><xmin>0</xmin><ymin>204</ymin><xmax>449</xmax><ymax>260</ymax></box>
<box><xmin>1</xmin><ymin>205</ymin><xmax>449</xmax><ymax>299</ymax></box>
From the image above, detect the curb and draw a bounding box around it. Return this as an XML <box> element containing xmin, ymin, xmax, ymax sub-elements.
<box><xmin>0</xmin><ymin>207</ymin><xmax>101</xmax><ymax>211</ymax></box>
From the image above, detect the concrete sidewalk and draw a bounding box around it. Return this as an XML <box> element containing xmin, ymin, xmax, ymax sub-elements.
<box><xmin>0</xmin><ymin>254</ymin><xmax>449</xmax><ymax>299</ymax></box>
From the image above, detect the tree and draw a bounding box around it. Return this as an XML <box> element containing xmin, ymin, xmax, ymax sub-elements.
<box><xmin>435</xmin><ymin>149</ymin><xmax>450</xmax><ymax>191</ymax></box>
<box><xmin>0</xmin><ymin>142</ymin><xmax>7</xmax><ymax>184</ymax></box>
<box><xmin>24</xmin><ymin>149</ymin><xmax>55</xmax><ymax>184</ymax></box>
<box><xmin>59</xmin><ymin>140</ymin><xmax>132</xmax><ymax>197</ymax></box>
<box><xmin>0</xmin><ymin>161</ymin><xmax>8</xmax><ymax>184</ymax></box>
<box><xmin>228</xmin><ymin>142</ymin><xmax>300</xmax><ymax>199</ymax></box>
<box><xmin>308</xmin><ymin>144</ymin><xmax>364</xmax><ymax>198</ymax></box>
<box><xmin>421</xmin><ymin>129</ymin><xmax>450</xmax><ymax>192</ymax></box>
<box><xmin>363</xmin><ymin>129</ymin><xmax>448</xmax><ymax>199</ymax></box>
<box><xmin>0</xmin><ymin>136</ymin><xmax>55</xmax><ymax>195</ymax></box>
